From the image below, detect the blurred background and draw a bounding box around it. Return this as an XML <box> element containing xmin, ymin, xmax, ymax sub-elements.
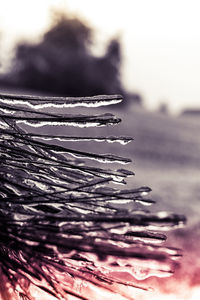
<box><xmin>0</xmin><ymin>0</ymin><xmax>200</xmax><ymax>299</ymax></box>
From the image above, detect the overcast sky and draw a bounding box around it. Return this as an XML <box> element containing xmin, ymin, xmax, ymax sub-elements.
<box><xmin>0</xmin><ymin>0</ymin><xmax>200</xmax><ymax>113</ymax></box>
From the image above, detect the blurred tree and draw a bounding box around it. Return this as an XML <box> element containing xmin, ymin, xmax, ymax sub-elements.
<box><xmin>158</xmin><ymin>102</ymin><xmax>169</xmax><ymax>114</ymax></box>
<box><xmin>2</xmin><ymin>12</ymin><xmax>127</xmax><ymax>99</ymax></box>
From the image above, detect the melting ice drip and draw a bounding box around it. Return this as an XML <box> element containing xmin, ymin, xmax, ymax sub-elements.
<box><xmin>0</xmin><ymin>93</ymin><xmax>186</xmax><ymax>300</ymax></box>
